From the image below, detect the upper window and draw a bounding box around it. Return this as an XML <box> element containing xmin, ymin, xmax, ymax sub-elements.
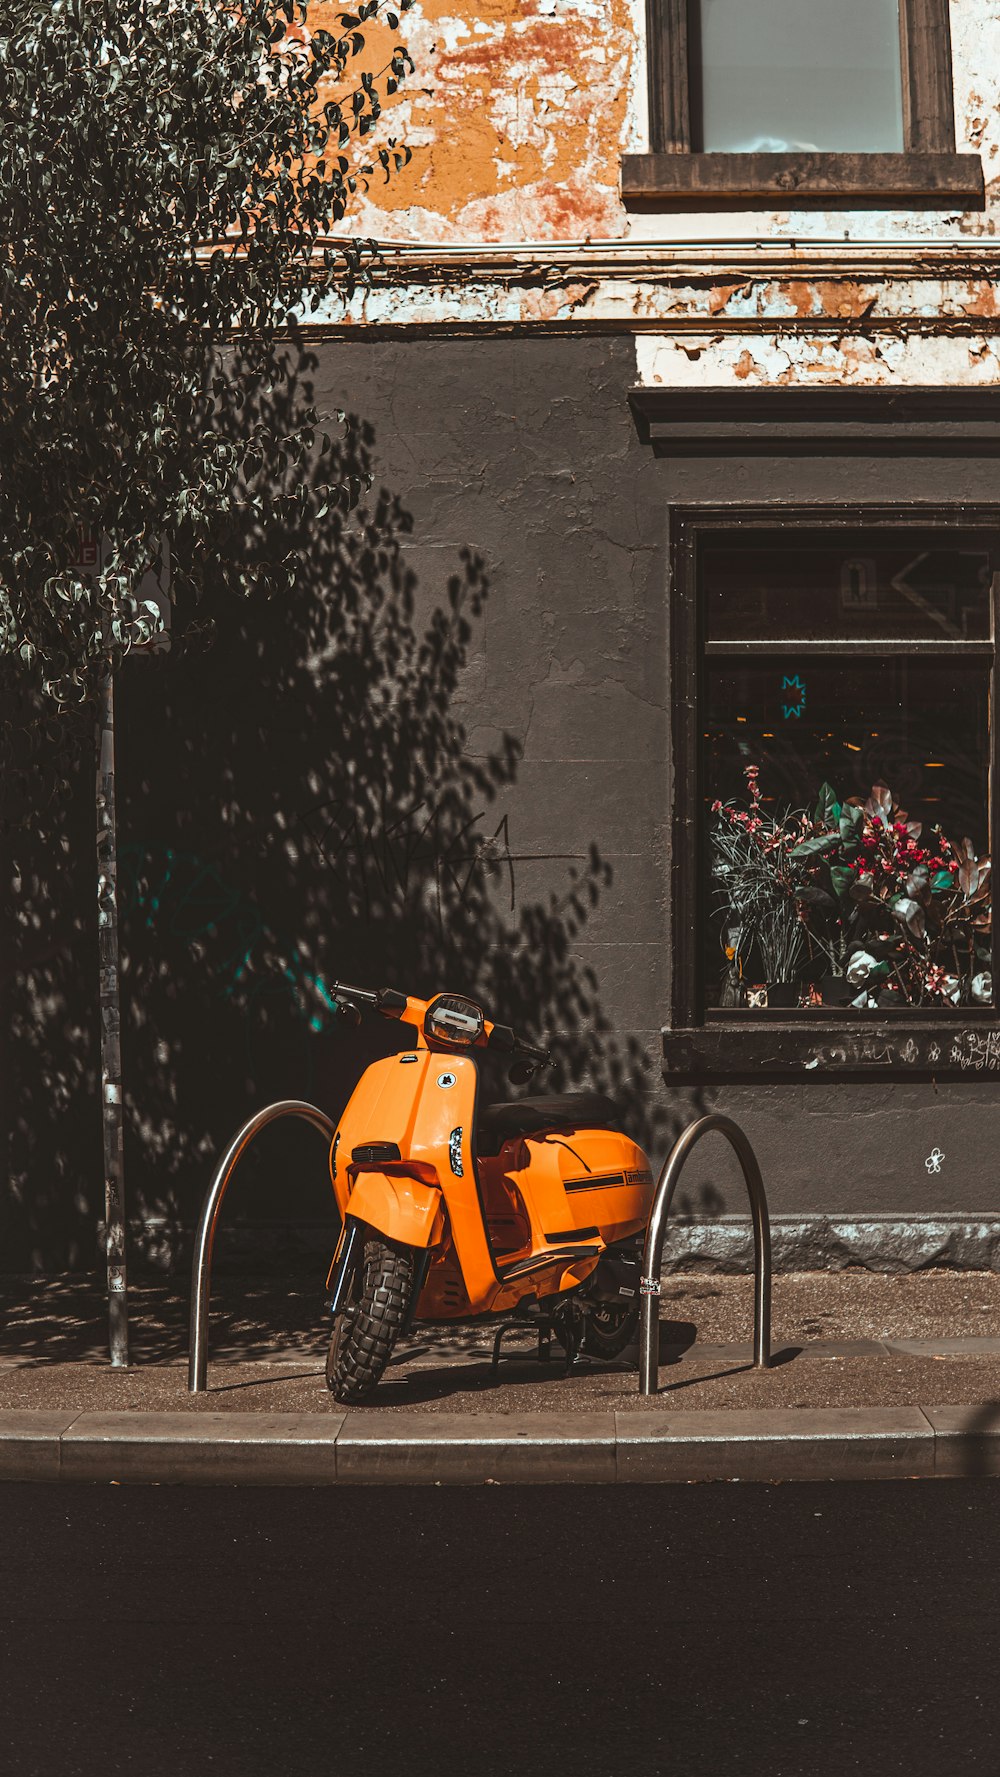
<box><xmin>694</xmin><ymin>0</ymin><xmax>903</xmax><ymax>154</ymax></box>
<box><xmin>624</xmin><ymin>0</ymin><xmax>984</xmax><ymax>208</ymax></box>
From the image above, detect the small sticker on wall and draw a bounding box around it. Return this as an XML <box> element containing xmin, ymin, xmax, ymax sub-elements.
<box><xmin>925</xmin><ymin>1146</ymin><xmax>945</xmax><ymax>1175</ymax></box>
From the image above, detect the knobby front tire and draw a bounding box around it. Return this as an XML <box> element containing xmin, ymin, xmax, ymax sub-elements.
<box><xmin>325</xmin><ymin>1234</ymin><xmax>415</xmax><ymax>1404</ymax></box>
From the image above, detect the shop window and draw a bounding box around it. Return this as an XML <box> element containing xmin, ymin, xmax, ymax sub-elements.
<box><xmin>667</xmin><ymin>512</ymin><xmax>999</xmax><ymax>1072</ymax></box>
<box><xmin>624</xmin><ymin>0</ymin><xmax>984</xmax><ymax>208</ymax></box>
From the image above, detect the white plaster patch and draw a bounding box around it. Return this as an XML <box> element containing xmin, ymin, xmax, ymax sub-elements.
<box><xmin>634</xmin><ymin>329</ymin><xmax>1000</xmax><ymax>387</ymax></box>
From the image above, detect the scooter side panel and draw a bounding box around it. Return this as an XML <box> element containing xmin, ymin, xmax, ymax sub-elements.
<box><xmin>510</xmin><ymin>1130</ymin><xmax>654</xmax><ymax>1250</ymax></box>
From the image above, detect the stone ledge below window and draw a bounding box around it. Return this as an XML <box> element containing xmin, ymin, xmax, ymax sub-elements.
<box><xmin>622</xmin><ymin>151</ymin><xmax>985</xmax><ymax>210</ymax></box>
<box><xmin>663</xmin><ymin>1018</ymin><xmax>1000</xmax><ymax>1082</ymax></box>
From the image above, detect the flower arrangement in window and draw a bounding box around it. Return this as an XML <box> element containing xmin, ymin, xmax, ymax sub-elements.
<box><xmin>711</xmin><ymin>765</ymin><xmax>992</xmax><ymax>1009</ymax></box>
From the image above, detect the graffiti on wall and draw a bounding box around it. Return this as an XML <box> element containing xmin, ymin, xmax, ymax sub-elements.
<box><xmin>804</xmin><ymin>1028</ymin><xmax>1000</xmax><ymax>1073</ymax></box>
<box><xmin>300</xmin><ymin>793</ymin><xmax>585</xmax><ymax>921</ymax></box>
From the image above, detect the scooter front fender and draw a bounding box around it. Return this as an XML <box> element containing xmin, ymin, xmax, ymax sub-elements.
<box><xmin>346</xmin><ymin>1169</ymin><xmax>446</xmax><ymax>1249</ymax></box>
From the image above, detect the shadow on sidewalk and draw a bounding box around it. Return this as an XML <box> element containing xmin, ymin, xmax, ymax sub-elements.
<box><xmin>0</xmin><ymin>1274</ymin><xmax>330</xmax><ymax>1366</ymax></box>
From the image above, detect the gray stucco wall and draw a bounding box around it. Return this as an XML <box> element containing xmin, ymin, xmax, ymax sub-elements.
<box><xmin>3</xmin><ymin>333</ymin><xmax>999</xmax><ymax>1268</ymax></box>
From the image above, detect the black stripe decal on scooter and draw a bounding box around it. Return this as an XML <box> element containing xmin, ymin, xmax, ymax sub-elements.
<box><xmin>499</xmin><ymin>1245</ymin><xmax>601</xmax><ymax>1280</ymax></box>
<box><xmin>564</xmin><ymin>1173</ymin><xmax>626</xmax><ymax>1192</ymax></box>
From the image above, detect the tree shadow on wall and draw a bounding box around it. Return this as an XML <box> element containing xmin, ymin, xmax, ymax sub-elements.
<box><xmin>1</xmin><ymin>353</ymin><xmax>682</xmax><ymax>1275</ymax></box>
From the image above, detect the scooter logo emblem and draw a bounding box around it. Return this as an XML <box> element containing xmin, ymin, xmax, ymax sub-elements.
<box><xmin>437</xmin><ymin>1072</ymin><xmax>457</xmax><ymax>1089</ymax></box>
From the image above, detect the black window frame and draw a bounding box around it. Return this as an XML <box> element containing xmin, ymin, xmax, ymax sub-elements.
<box><xmin>624</xmin><ymin>0</ymin><xmax>984</xmax><ymax>209</ymax></box>
<box><xmin>665</xmin><ymin>503</ymin><xmax>1000</xmax><ymax>1082</ymax></box>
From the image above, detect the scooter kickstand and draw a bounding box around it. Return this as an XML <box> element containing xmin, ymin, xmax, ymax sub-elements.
<box><xmin>491</xmin><ymin>1321</ymin><xmax>531</xmax><ymax>1379</ymax></box>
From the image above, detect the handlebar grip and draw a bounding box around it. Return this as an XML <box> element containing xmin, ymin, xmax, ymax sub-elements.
<box><xmin>332</xmin><ymin>983</ymin><xmax>408</xmax><ymax>1016</ymax></box>
<box><xmin>331</xmin><ymin>981</ymin><xmax>380</xmax><ymax>1008</ymax></box>
<box><xmin>488</xmin><ymin>1023</ymin><xmax>549</xmax><ymax>1063</ymax></box>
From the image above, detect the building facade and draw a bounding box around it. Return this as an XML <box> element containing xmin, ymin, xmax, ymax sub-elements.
<box><xmin>8</xmin><ymin>0</ymin><xmax>1000</xmax><ymax>1273</ymax></box>
<box><xmin>292</xmin><ymin>0</ymin><xmax>1000</xmax><ymax>1268</ymax></box>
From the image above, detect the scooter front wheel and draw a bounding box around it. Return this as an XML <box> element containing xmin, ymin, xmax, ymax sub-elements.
<box><xmin>325</xmin><ymin>1234</ymin><xmax>415</xmax><ymax>1404</ymax></box>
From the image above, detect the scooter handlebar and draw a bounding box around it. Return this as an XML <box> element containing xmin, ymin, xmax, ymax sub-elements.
<box><xmin>332</xmin><ymin>983</ymin><xmax>550</xmax><ymax>1061</ymax></box>
<box><xmin>330</xmin><ymin>981</ymin><xmax>381</xmax><ymax>1008</ymax></box>
<box><xmin>487</xmin><ymin>1023</ymin><xmax>549</xmax><ymax>1064</ymax></box>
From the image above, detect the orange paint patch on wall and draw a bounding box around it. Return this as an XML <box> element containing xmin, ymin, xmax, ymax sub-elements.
<box><xmin>707</xmin><ymin>282</ymin><xmax>751</xmax><ymax>316</ymax></box>
<box><xmin>317</xmin><ymin>0</ymin><xmax>634</xmax><ymax>238</ymax></box>
<box><xmin>813</xmin><ymin>281</ymin><xmax>874</xmax><ymax>319</ymax></box>
<box><xmin>960</xmin><ymin>278</ymin><xmax>1000</xmax><ymax>316</ymax></box>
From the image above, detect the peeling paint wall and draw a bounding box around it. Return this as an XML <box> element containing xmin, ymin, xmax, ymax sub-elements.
<box><xmin>312</xmin><ymin>0</ymin><xmax>636</xmax><ymax>242</ymax></box>
<box><xmin>319</xmin><ymin>0</ymin><xmax>1000</xmax><ymax>242</ymax></box>
<box><xmin>300</xmin><ymin>0</ymin><xmax>1000</xmax><ymax>392</ymax></box>
<box><xmin>636</xmin><ymin>328</ymin><xmax>1000</xmax><ymax>387</ymax></box>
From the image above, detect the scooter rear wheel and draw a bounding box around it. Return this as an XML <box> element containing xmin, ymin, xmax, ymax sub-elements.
<box><xmin>325</xmin><ymin>1234</ymin><xmax>415</xmax><ymax>1404</ymax></box>
<box><xmin>583</xmin><ymin>1301</ymin><xmax>639</xmax><ymax>1360</ymax></box>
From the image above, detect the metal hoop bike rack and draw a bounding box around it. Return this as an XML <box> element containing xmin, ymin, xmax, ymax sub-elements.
<box><xmin>188</xmin><ymin>1099</ymin><xmax>337</xmax><ymax>1394</ymax></box>
<box><xmin>639</xmin><ymin>1113</ymin><xmax>772</xmax><ymax>1395</ymax></box>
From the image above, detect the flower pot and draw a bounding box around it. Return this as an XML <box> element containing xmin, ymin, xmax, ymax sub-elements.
<box><xmin>765</xmin><ymin>982</ymin><xmax>799</xmax><ymax>1008</ymax></box>
<box><xmin>820</xmin><ymin>975</ymin><xmax>852</xmax><ymax>1007</ymax></box>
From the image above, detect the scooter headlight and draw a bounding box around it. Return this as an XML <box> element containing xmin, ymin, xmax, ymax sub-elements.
<box><xmin>426</xmin><ymin>993</ymin><xmax>485</xmax><ymax>1047</ymax></box>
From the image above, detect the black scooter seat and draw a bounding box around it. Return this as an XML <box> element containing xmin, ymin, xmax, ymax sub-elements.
<box><xmin>477</xmin><ymin>1093</ymin><xmax>624</xmax><ymax>1155</ymax></box>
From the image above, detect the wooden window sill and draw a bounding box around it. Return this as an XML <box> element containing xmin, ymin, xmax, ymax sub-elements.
<box><xmin>622</xmin><ymin>151</ymin><xmax>985</xmax><ymax>210</ymax></box>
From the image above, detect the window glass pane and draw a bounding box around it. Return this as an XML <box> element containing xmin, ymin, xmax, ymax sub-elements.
<box><xmin>704</xmin><ymin>660</ymin><xmax>992</xmax><ymax>1010</ymax></box>
<box><xmin>695</xmin><ymin>0</ymin><xmax>904</xmax><ymax>153</ymax></box>
<box><xmin>704</xmin><ymin>531</ymin><xmax>993</xmax><ymax>643</ymax></box>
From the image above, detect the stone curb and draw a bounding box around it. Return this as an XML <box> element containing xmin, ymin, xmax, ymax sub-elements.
<box><xmin>2</xmin><ymin>1404</ymin><xmax>1000</xmax><ymax>1485</ymax></box>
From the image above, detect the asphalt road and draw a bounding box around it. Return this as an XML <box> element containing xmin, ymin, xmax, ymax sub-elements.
<box><xmin>1</xmin><ymin>1480</ymin><xmax>997</xmax><ymax>1777</ymax></box>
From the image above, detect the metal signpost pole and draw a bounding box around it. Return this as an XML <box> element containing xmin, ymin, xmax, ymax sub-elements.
<box><xmin>97</xmin><ymin>664</ymin><xmax>128</xmax><ymax>1368</ymax></box>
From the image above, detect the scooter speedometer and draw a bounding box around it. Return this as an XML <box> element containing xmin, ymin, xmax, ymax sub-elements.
<box><xmin>426</xmin><ymin>993</ymin><xmax>485</xmax><ymax>1047</ymax></box>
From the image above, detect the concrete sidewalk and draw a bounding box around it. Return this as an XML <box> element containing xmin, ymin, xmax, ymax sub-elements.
<box><xmin>3</xmin><ymin>1402</ymin><xmax>999</xmax><ymax>1485</ymax></box>
<box><xmin>3</xmin><ymin>1268</ymin><xmax>1000</xmax><ymax>1483</ymax></box>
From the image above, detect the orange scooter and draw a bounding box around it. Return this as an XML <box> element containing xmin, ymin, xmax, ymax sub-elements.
<box><xmin>324</xmin><ymin>983</ymin><xmax>655</xmax><ymax>1403</ymax></box>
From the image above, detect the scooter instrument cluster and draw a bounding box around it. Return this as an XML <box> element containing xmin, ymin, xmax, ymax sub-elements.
<box><xmin>425</xmin><ymin>993</ymin><xmax>485</xmax><ymax>1046</ymax></box>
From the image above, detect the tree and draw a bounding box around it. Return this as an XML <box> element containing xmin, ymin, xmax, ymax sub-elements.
<box><xmin>0</xmin><ymin>0</ymin><xmax>413</xmax><ymax>1363</ymax></box>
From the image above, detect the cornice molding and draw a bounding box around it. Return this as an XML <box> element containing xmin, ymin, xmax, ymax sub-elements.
<box><xmin>307</xmin><ymin>237</ymin><xmax>1000</xmax><ymax>279</ymax></box>
<box><xmin>296</xmin><ymin>236</ymin><xmax>1000</xmax><ymax>337</ymax></box>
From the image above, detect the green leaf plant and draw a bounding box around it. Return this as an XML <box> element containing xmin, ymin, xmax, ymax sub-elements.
<box><xmin>0</xmin><ymin>0</ymin><xmax>414</xmax><ymax>1362</ymax></box>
